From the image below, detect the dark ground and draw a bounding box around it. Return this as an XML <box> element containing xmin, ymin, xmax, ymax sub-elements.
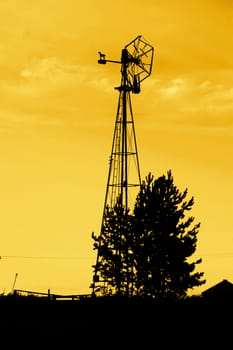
<box><xmin>0</xmin><ymin>295</ymin><xmax>231</xmax><ymax>348</ymax></box>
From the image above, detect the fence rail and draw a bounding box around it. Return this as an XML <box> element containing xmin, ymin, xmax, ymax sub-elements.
<box><xmin>14</xmin><ymin>289</ymin><xmax>92</xmax><ymax>301</ymax></box>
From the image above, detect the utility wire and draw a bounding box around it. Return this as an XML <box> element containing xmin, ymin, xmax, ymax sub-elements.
<box><xmin>0</xmin><ymin>255</ymin><xmax>94</xmax><ymax>260</ymax></box>
<box><xmin>1</xmin><ymin>251</ymin><xmax>233</xmax><ymax>260</ymax></box>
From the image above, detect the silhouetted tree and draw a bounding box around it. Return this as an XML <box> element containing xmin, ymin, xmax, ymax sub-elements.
<box><xmin>131</xmin><ymin>170</ymin><xmax>206</xmax><ymax>299</ymax></box>
<box><xmin>92</xmin><ymin>196</ymin><xmax>133</xmax><ymax>296</ymax></box>
<box><xmin>92</xmin><ymin>170</ymin><xmax>205</xmax><ymax>299</ymax></box>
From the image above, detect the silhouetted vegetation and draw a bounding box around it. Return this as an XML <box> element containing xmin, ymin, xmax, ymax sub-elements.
<box><xmin>92</xmin><ymin>170</ymin><xmax>205</xmax><ymax>299</ymax></box>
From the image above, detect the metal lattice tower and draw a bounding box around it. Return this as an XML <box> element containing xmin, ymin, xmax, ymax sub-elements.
<box><xmin>91</xmin><ymin>35</ymin><xmax>154</xmax><ymax>296</ymax></box>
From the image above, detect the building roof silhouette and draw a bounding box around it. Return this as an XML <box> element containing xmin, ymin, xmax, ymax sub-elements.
<box><xmin>202</xmin><ymin>279</ymin><xmax>233</xmax><ymax>301</ymax></box>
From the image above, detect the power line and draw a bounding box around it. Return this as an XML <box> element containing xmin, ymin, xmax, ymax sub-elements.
<box><xmin>0</xmin><ymin>255</ymin><xmax>94</xmax><ymax>260</ymax></box>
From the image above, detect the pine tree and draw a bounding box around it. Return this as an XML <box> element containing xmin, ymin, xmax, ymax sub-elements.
<box><xmin>92</xmin><ymin>196</ymin><xmax>133</xmax><ymax>296</ymax></box>
<box><xmin>92</xmin><ymin>170</ymin><xmax>205</xmax><ymax>299</ymax></box>
<box><xmin>131</xmin><ymin>170</ymin><xmax>206</xmax><ymax>299</ymax></box>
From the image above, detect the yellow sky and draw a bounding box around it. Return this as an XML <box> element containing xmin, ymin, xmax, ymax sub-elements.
<box><xmin>0</xmin><ymin>0</ymin><xmax>232</xmax><ymax>295</ymax></box>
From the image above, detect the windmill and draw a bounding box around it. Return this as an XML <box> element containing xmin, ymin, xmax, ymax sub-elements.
<box><xmin>91</xmin><ymin>35</ymin><xmax>154</xmax><ymax>296</ymax></box>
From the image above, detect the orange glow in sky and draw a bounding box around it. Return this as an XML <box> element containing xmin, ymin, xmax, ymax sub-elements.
<box><xmin>0</xmin><ymin>0</ymin><xmax>232</xmax><ymax>295</ymax></box>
